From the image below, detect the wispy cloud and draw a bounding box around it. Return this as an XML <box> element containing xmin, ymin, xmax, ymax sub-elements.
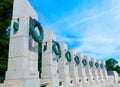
<box><xmin>51</xmin><ymin>1</ymin><xmax>120</xmax><ymax>61</ymax></box>
<box><xmin>30</xmin><ymin>0</ymin><xmax>120</xmax><ymax>63</ymax></box>
<box><xmin>70</xmin><ymin>5</ymin><xmax>120</xmax><ymax>27</ymax></box>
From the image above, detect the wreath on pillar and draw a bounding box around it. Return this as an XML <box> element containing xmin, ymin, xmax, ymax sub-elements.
<box><xmin>65</xmin><ymin>51</ymin><xmax>72</xmax><ymax>62</ymax></box>
<box><xmin>89</xmin><ymin>61</ymin><xmax>93</xmax><ymax>67</ymax></box>
<box><xmin>52</xmin><ymin>41</ymin><xmax>61</xmax><ymax>58</ymax></box>
<box><xmin>95</xmin><ymin>63</ymin><xmax>99</xmax><ymax>68</ymax></box>
<box><xmin>29</xmin><ymin>19</ymin><xmax>44</xmax><ymax>43</ymax></box>
<box><xmin>74</xmin><ymin>56</ymin><xmax>80</xmax><ymax>65</ymax></box>
<box><xmin>13</xmin><ymin>22</ymin><xmax>19</xmax><ymax>32</ymax></box>
<box><xmin>6</xmin><ymin>25</ymin><xmax>11</xmax><ymax>39</ymax></box>
<box><xmin>6</xmin><ymin>22</ymin><xmax>19</xmax><ymax>39</ymax></box>
<box><xmin>100</xmin><ymin>64</ymin><xmax>103</xmax><ymax>69</ymax></box>
<box><xmin>82</xmin><ymin>59</ymin><xmax>87</xmax><ymax>66</ymax></box>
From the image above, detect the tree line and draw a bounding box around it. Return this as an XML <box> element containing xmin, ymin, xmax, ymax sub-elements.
<box><xmin>106</xmin><ymin>58</ymin><xmax>120</xmax><ymax>76</ymax></box>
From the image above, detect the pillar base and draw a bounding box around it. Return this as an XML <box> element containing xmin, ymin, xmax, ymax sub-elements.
<box><xmin>4</xmin><ymin>78</ymin><xmax>40</xmax><ymax>87</ymax></box>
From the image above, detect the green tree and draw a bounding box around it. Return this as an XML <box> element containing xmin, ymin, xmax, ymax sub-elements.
<box><xmin>106</xmin><ymin>58</ymin><xmax>118</xmax><ymax>71</ymax></box>
<box><xmin>106</xmin><ymin>58</ymin><xmax>120</xmax><ymax>76</ymax></box>
<box><xmin>115</xmin><ymin>65</ymin><xmax>120</xmax><ymax>74</ymax></box>
<box><xmin>0</xmin><ymin>0</ymin><xmax>13</xmax><ymax>82</ymax></box>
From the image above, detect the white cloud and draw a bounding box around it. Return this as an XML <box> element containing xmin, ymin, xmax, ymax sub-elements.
<box><xmin>53</xmin><ymin>2</ymin><xmax>120</xmax><ymax>62</ymax></box>
<box><xmin>31</xmin><ymin>0</ymin><xmax>120</xmax><ymax>63</ymax></box>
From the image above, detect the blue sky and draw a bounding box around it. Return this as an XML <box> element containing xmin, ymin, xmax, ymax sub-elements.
<box><xmin>29</xmin><ymin>0</ymin><xmax>120</xmax><ymax>63</ymax></box>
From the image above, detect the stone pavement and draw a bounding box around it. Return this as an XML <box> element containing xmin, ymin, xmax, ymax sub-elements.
<box><xmin>106</xmin><ymin>84</ymin><xmax>120</xmax><ymax>87</ymax></box>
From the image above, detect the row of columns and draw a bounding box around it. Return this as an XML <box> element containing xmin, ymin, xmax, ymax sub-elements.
<box><xmin>2</xmin><ymin>1</ymin><xmax>117</xmax><ymax>87</ymax></box>
<box><xmin>41</xmin><ymin>29</ymin><xmax>108</xmax><ymax>87</ymax></box>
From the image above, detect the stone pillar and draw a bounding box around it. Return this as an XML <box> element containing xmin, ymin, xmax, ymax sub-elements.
<box><xmin>93</xmin><ymin>59</ymin><xmax>100</xmax><ymax>85</ymax></box>
<box><xmin>112</xmin><ymin>71</ymin><xmax>119</xmax><ymax>84</ymax></box>
<box><xmin>102</xmin><ymin>61</ymin><xmax>108</xmax><ymax>84</ymax></box>
<box><xmin>98</xmin><ymin>60</ymin><xmax>104</xmax><ymax>83</ymax></box>
<box><xmin>90</xmin><ymin>58</ymin><xmax>96</xmax><ymax>87</ymax></box>
<box><xmin>69</xmin><ymin>49</ymin><xmax>80</xmax><ymax>87</ymax></box>
<box><xmin>41</xmin><ymin>29</ymin><xmax>59</xmax><ymax>87</ymax></box>
<box><xmin>77</xmin><ymin>53</ymin><xmax>82</xmax><ymax>83</ymax></box>
<box><xmin>96</xmin><ymin>60</ymin><xmax>105</xmax><ymax>87</ymax></box>
<box><xmin>58</xmin><ymin>42</ymin><xmax>71</xmax><ymax>87</ymax></box>
<box><xmin>81</xmin><ymin>56</ymin><xmax>90</xmax><ymax>87</ymax></box>
<box><xmin>77</xmin><ymin>53</ymin><xmax>87</xmax><ymax>86</ymax></box>
<box><xmin>5</xmin><ymin>0</ymin><xmax>40</xmax><ymax>87</ymax></box>
<box><xmin>113</xmin><ymin>71</ymin><xmax>119</xmax><ymax>84</ymax></box>
<box><xmin>85</xmin><ymin>56</ymin><xmax>96</xmax><ymax>87</ymax></box>
<box><xmin>97</xmin><ymin>60</ymin><xmax>101</xmax><ymax>82</ymax></box>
